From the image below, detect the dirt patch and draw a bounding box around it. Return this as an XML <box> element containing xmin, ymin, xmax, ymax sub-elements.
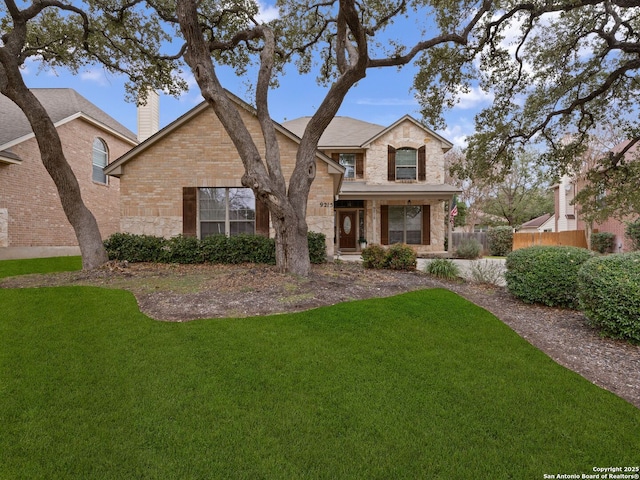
<box><xmin>2</xmin><ymin>260</ymin><xmax>639</xmax><ymax>409</ymax></box>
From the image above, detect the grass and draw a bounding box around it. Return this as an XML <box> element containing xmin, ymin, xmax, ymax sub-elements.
<box><xmin>1</xmin><ymin>280</ymin><xmax>638</xmax><ymax>478</ymax></box>
<box><xmin>0</xmin><ymin>255</ymin><xmax>82</xmax><ymax>279</ymax></box>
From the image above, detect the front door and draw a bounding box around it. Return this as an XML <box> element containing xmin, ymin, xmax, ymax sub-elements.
<box><xmin>339</xmin><ymin>211</ymin><xmax>356</xmax><ymax>249</ymax></box>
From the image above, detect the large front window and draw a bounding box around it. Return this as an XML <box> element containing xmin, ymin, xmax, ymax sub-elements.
<box><xmin>389</xmin><ymin>205</ymin><xmax>422</xmax><ymax>244</ymax></box>
<box><xmin>396</xmin><ymin>148</ymin><xmax>417</xmax><ymax>180</ymax></box>
<box><xmin>199</xmin><ymin>187</ymin><xmax>255</xmax><ymax>237</ymax></box>
<box><xmin>339</xmin><ymin>153</ymin><xmax>356</xmax><ymax>179</ymax></box>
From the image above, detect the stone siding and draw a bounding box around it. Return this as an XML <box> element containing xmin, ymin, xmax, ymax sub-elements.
<box><xmin>366</xmin><ymin>120</ymin><xmax>445</xmax><ymax>185</ymax></box>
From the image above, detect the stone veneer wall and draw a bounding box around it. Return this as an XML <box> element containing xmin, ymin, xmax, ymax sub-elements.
<box><xmin>366</xmin><ymin>120</ymin><xmax>445</xmax><ymax>185</ymax></box>
<box><xmin>118</xmin><ymin>105</ymin><xmax>337</xmax><ymax>256</ymax></box>
<box><xmin>0</xmin><ymin>208</ymin><xmax>8</xmax><ymax>247</ymax></box>
<box><xmin>0</xmin><ymin>119</ymin><xmax>129</xmax><ymax>247</ymax></box>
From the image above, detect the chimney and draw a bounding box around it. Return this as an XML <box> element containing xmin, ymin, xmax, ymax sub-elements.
<box><xmin>137</xmin><ymin>90</ymin><xmax>160</xmax><ymax>143</ymax></box>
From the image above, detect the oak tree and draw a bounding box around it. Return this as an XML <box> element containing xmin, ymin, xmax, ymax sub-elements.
<box><xmin>0</xmin><ymin>0</ymin><xmax>182</xmax><ymax>268</ymax></box>
<box><xmin>416</xmin><ymin>0</ymin><xmax>640</xmax><ymax>220</ymax></box>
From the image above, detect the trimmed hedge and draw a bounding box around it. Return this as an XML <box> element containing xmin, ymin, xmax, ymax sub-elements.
<box><xmin>487</xmin><ymin>226</ymin><xmax>513</xmax><ymax>257</ymax></box>
<box><xmin>104</xmin><ymin>232</ymin><xmax>325</xmax><ymax>265</ymax></box>
<box><xmin>104</xmin><ymin>233</ymin><xmax>165</xmax><ymax>263</ymax></box>
<box><xmin>361</xmin><ymin>243</ymin><xmax>416</xmax><ymax>271</ymax></box>
<box><xmin>505</xmin><ymin>246</ymin><xmax>594</xmax><ymax>308</ymax></box>
<box><xmin>577</xmin><ymin>252</ymin><xmax>640</xmax><ymax>343</ymax></box>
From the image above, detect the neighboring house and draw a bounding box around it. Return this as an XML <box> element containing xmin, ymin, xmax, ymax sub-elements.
<box><xmin>553</xmin><ymin>140</ymin><xmax>639</xmax><ymax>252</ymax></box>
<box><xmin>106</xmin><ymin>94</ymin><xmax>458</xmax><ymax>257</ymax></box>
<box><xmin>518</xmin><ymin>213</ymin><xmax>555</xmax><ymax>233</ymax></box>
<box><xmin>0</xmin><ymin>89</ymin><xmax>137</xmax><ymax>257</ymax></box>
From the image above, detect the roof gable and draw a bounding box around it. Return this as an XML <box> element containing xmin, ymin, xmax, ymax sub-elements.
<box><xmin>0</xmin><ymin>88</ymin><xmax>137</xmax><ymax>149</ymax></box>
<box><xmin>361</xmin><ymin>115</ymin><xmax>453</xmax><ymax>151</ymax></box>
<box><xmin>106</xmin><ymin>91</ymin><xmax>344</xmax><ymax>179</ymax></box>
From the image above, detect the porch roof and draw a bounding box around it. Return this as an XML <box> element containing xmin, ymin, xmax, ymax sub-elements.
<box><xmin>338</xmin><ymin>182</ymin><xmax>460</xmax><ymax>200</ymax></box>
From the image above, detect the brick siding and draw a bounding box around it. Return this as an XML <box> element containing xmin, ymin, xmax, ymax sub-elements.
<box><xmin>0</xmin><ymin>119</ymin><xmax>130</xmax><ymax>247</ymax></box>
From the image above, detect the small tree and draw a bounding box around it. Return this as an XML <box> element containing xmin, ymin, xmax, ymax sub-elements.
<box><xmin>626</xmin><ymin>220</ymin><xmax>640</xmax><ymax>251</ymax></box>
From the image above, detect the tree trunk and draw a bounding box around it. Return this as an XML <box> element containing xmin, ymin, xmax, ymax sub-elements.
<box><xmin>272</xmin><ymin>211</ymin><xmax>310</xmax><ymax>277</ymax></box>
<box><xmin>0</xmin><ymin>67</ymin><xmax>108</xmax><ymax>270</ymax></box>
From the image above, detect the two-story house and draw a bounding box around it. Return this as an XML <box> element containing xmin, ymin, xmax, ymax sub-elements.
<box><xmin>554</xmin><ymin>139</ymin><xmax>639</xmax><ymax>252</ymax></box>
<box><xmin>106</xmin><ymin>93</ymin><xmax>458</xmax><ymax>257</ymax></box>
<box><xmin>284</xmin><ymin>116</ymin><xmax>457</xmax><ymax>255</ymax></box>
<box><xmin>0</xmin><ymin>88</ymin><xmax>137</xmax><ymax>259</ymax></box>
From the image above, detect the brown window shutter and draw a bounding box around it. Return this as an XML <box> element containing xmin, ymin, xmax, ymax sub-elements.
<box><xmin>422</xmin><ymin>205</ymin><xmax>431</xmax><ymax>245</ymax></box>
<box><xmin>331</xmin><ymin>153</ymin><xmax>340</xmax><ymax>163</ymax></box>
<box><xmin>355</xmin><ymin>153</ymin><xmax>364</xmax><ymax>179</ymax></box>
<box><xmin>418</xmin><ymin>146</ymin><xmax>426</xmax><ymax>181</ymax></box>
<box><xmin>387</xmin><ymin>146</ymin><xmax>396</xmax><ymax>181</ymax></box>
<box><xmin>182</xmin><ymin>187</ymin><xmax>197</xmax><ymax>237</ymax></box>
<box><xmin>255</xmin><ymin>196</ymin><xmax>270</xmax><ymax>237</ymax></box>
<box><xmin>381</xmin><ymin>205</ymin><xmax>389</xmax><ymax>245</ymax></box>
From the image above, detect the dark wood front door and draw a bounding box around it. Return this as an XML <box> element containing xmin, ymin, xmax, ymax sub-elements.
<box><xmin>339</xmin><ymin>211</ymin><xmax>356</xmax><ymax>249</ymax></box>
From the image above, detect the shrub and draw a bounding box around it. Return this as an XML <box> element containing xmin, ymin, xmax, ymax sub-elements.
<box><xmin>162</xmin><ymin>235</ymin><xmax>203</xmax><ymax>264</ymax></box>
<box><xmin>200</xmin><ymin>235</ymin><xmax>232</xmax><ymax>263</ymax></box>
<box><xmin>505</xmin><ymin>246</ymin><xmax>594</xmax><ymax>308</ymax></box>
<box><xmin>361</xmin><ymin>244</ymin><xmax>387</xmax><ymax>269</ymax></box>
<box><xmin>487</xmin><ymin>226</ymin><xmax>513</xmax><ymax>256</ymax></box>
<box><xmin>626</xmin><ymin>219</ymin><xmax>640</xmax><ymax>251</ymax></box>
<box><xmin>590</xmin><ymin>232</ymin><xmax>615</xmax><ymax>254</ymax></box>
<box><xmin>468</xmin><ymin>260</ymin><xmax>504</xmax><ymax>286</ymax></box>
<box><xmin>577</xmin><ymin>252</ymin><xmax>640</xmax><ymax>343</ymax></box>
<box><xmin>308</xmin><ymin>231</ymin><xmax>328</xmax><ymax>264</ymax></box>
<box><xmin>425</xmin><ymin>258</ymin><xmax>460</xmax><ymax>280</ymax></box>
<box><xmin>385</xmin><ymin>243</ymin><xmax>417</xmax><ymax>271</ymax></box>
<box><xmin>227</xmin><ymin>235</ymin><xmax>277</xmax><ymax>264</ymax></box>
<box><xmin>104</xmin><ymin>233</ymin><xmax>166</xmax><ymax>262</ymax></box>
<box><xmin>456</xmin><ymin>238</ymin><xmax>482</xmax><ymax>259</ymax></box>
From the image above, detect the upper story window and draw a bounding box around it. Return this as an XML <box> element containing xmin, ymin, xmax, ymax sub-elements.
<box><xmin>396</xmin><ymin>148</ymin><xmax>417</xmax><ymax>180</ymax></box>
<box><xmin>333</xmin><ymin>153</ymin><xmax>363</xmax><ymax>180</ymax></box>
<box><xmin>339</xmin><ymin>154</ymin><xmax>356</xmax><ymax>179</ymax></box>
<box><xmin>388</xmin><ymin>146</ymin><xmax>426</xmax><ymax>182</ymax></box>
<box><xmin>92</xmin><ymin>138</ymin><xmax>108</xmax><ymax>184</ymax></box>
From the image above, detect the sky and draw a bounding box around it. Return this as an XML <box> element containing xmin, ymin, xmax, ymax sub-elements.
<box><xmin>19</xmin><ymin>3</ymin><xmax>494</xmax><ymax>148</ymax></box>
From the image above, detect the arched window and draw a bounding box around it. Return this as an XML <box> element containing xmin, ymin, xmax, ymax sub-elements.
<box><xmin>395</xmin><ymin>147</ymin><xmax>417</xmax><ymax>180</ymax></box>
<box><xmin>92</xmin><ymin>138</ymin><xmax>108</xmax><ymax>184</ymax></box>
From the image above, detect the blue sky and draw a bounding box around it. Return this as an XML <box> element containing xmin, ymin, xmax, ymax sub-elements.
<box><xmin>20</xmin><ymin>5</ymin><xmax>493</xmax><ymax>147</ymax></box>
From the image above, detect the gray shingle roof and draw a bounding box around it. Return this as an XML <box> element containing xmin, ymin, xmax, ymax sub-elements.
<box><xmin>0</xmin><ymin>88</ymin><xmax>136</xmax><ymax>147</ymax></box>
<box><xmin>282</xmin><ymin>116</ymin><xmax>385</xmax><ymax>148</ymax></box>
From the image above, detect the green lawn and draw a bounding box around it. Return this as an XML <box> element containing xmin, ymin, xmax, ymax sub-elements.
<box><xmin>0</xmin><ymin>255</ymin><xmax>82</xmax><ymax>279</ymax></box>
<box><xmin>1</xmin><ymin>281</ymin><xmax>638</xmax><ymax>478</ymax></box>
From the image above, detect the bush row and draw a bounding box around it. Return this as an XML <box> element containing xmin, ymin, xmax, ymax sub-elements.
<box><xmin>104</xmin><ymin>232</ymin><xmax>327</xmax><ymax>265</ymax></box>
<box><xmin>505</xmin><ymin>245</ymin><xmax>640</xmax><ymax>343</ymax></box>
<box><xmin>361</xmin><ymin>243</ymin><xmax>417</xmax><ymax>271</ymax></box>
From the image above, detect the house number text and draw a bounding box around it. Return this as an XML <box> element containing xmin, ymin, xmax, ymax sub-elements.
<box><xmin>320</xmin><ymin>202</ymin><xmax>334</xmax><ymax>208</ymax></box>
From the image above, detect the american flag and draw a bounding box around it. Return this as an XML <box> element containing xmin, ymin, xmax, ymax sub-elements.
<box><xmin>450</xmin><ymin>196</ymin><xmax>458</xmax><ymax>223</ymax></box>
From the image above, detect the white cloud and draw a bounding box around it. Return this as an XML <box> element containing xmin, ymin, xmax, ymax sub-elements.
<box><xmin>79</xmin><ymin>68</ymin><xmax>111</xmax><ymax>86</ymax></box>
<box><xmin>441</xmin><ymin>119</ymin><xmax>476</xmax><ymax>148</ymax></box>
<box><xmin>454</xmin><ymin>85</ymin><xmax>494</xmax><ymax>110</ymax></box>
<box><xmin>256</xmin><ymin>1</ymin><xmax>279</xmax><ymax>23</ymax></box>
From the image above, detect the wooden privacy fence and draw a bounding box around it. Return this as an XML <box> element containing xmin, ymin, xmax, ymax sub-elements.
<box><xmin>512</xmin><ymin>230</ymin><xmax>588</xmax><ymax>250</ymax></box>
<box><xmin>451</xmin><ymin>232</ymin><xmax>489</xmax><ymax>253</ymax></box>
